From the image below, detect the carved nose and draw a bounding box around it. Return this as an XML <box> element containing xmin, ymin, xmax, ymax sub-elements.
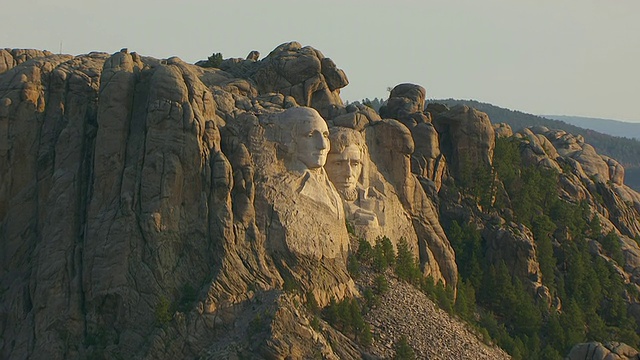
<box><xmin>346</xmin><ymin>163</ymin><xmax>354</xmax><ymax>177</ymax></box>
<box><xmin>318</xmin><ymin>135</ymin><xmax>328</xmax><ymax>150</ymax></box>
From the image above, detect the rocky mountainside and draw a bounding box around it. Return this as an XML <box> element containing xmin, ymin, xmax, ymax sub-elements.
<box><xmin>545</xmin><ymin>115</ymin><xmax>640</xmax><ymax>141</ymax></box>
<box><xmin>1</xmin><ymin>43</ymin><xmax>640</xmax><ymax>359</ymax></box>
<box><xmin>430</xmin><ymin>98</ymin><xmax>640</xmax><ymax>192</ymax></box>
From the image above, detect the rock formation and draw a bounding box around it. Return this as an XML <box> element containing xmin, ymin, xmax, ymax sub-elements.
<box><xmin>0</xmin><ymin>44</ymin><xmax>459</xmax><ymax>359</ymax></box>
<box><xmin>567</xmin><ymin>341</ymin><xmax>640</xmax><ymax>360</ymax></box>
<box><xmin>2</xmin><ymin>42</ymin><xmax>640</xmax><ymax>359</ymax></box>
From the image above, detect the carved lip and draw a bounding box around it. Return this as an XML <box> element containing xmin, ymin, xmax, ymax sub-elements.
<box><xmin>336</xmin><ymin>180</ymin><xmax>356</xmax><ymax>188</ymax></box>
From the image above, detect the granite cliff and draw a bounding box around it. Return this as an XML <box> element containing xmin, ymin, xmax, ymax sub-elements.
<box><xmin>1</xmin><ymin>43</ymin><xmax>640</xmax><ymax>359</ymax></box>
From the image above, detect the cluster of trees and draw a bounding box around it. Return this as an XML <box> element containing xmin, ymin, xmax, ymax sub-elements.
<box><xmin>443</xmin><ymin>136</ymin><xmax>640</xmax><ymax>358</ymax></box>
<box><xmin>197</xmin><ymin>52</ymin><xmax>223</xmax><ymax>68</ymax></box>
<box><xmin>327</xmin><ymin>236</ymin><xmax>432</xmax><ymax>356</ymax></box>
<box><xmin>345</xmin><ymin>98</ymin><xmax>386</xmax><ymax>112</ymax></box>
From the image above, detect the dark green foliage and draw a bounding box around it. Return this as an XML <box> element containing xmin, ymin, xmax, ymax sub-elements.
<box><xmin>601</xmin><ymin>231</ymin><xmax>625</xmax><ymax>265</ymax></box>
<box><xmin>393</xmin><ymin>335</ymin><xmax>416</xmax><ymax>360</ymax></box>
<box><xmin>446</xmin><ymin>221</ymin><xmax>483</xmax><ymax>289</ymax></box>
<box><xmin>155</xmin><ymin>296</ymin><xmax>172</xmax><ymax>325</ymax></box>
<box><xmin>360</xmin><ymin>323</ymin><xmax>373</xmax><ymax>347</ymax></box>
<box><xmin>373</xmin><ymin>236</ymin><xmax>395</xmax><ymax>271</ymax></box>
<box><xmin>373</xmin><ymin>274</ymin><xmax>389</xmax><ymax>295</ymax></box>
<box><xmin>433</xmin><ymin>281</ymin><xmax>454</xmax><ymax>314</ymax></box>
<box><xmin>589</xmin><ymin>214</ymin><xmax>603</xmax><ymax>237</ymax></box>
<box><xmin>346</xmin><ymin>220</ymin><xmax>356</xmax><ymax>236</ymax></box>
<box><xmin>456</xmin><ymin>154</ymin><xmax>494</xmax><ymax>209</ymax></box>
<box><xmin>440</xmin><ymin>134</ymin><xmax>640</xmax><ymax>358</ymax></box>
<box><xmin>394</xmin><ymin>238</ymin><xmax>422</xmax><ymax>284</ymax></box>
<box><xmin>430</xmin><ymin>99</ymin><xmax>640</xmax><ymax>171</ymax></box>
<box><xmin>356</xmin><ymin>238</ymin><xmax>374</xmax><ymax>264</ymax></box>
<box><xmin>350</xmin><ymin>97</ymin><xmax>385</xmax><ymax>112</ymax></box>
<box><xmin>249</xmin><ymin>311</ymin><xmax>272</xmax><ymax>336</ymax></box>
<box><xmin>454</xmin><ymin>280</ymin><xmax>476</xmax><ymax>321</ymax></box>
<box><xmin>324</xmin><ymin>297</ymin><xmax>372</xmax><ymax>346</ymax></box>
<box><xmin>310</xmin><ymin>316</ymin><xmax>320</xmax><ymax>330</ymax></box>
<box><xmin>531</xmin><ymin>215</ymin><xmax>557</xmax><ymax>292</ymax></box>
<box><xmin>200</xmin><ymin>52</ymin><xmax>223</xmax><ymax>68</ymax></box>
<box><xmin>362</xmin><ymin>287</ymin><xmax>380</xmax><ymax>311</ymax></box>
<box><xmin>380</xmin><ymin>236</ymin><xmax>396</xmax><ymax>266</ymax></box>
<box><xmin>347</xmin><ymin>254</ymin><xmax>361</xmax><ymax>279</ymax></box>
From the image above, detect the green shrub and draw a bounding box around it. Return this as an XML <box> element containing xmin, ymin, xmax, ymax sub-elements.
<box><xmin>393</xmin><ymin>335</ymin><xmax>416</xmax><ymax>360</ymax></box>
<box><xmin>394</xmin><ymin>237</ymin><xmax>421</xmax><ymax>284</ymax></box>
<box><xmin>356</xmin><ymin>238</ymin><xmax>374</xmax><ymax>263</ymax></box>
<box><xmin>201</xmin><ymin>52</ymin><xmax>223</xmax><ymax>68</ymax></box>
<box><xmin>373</xmin><ymin>236</ymin><xmax>395</xmax><ymax>272</ymax></box>
<box><xmin>155</xmin><ymin>296</ymin><xmax>172</xmax><ymax>325</ymax></box>
<box><xmin>347</xmin><ymin>255</ymin><xmax>360</xmax><ymax>279</ymax></box>
<box><xmin>601</xmin><ymin>231</ymin><xmax>625</xmax><ymax>265</ymax></box>
<box><xmin>374</xmin><ymin>274</ymin><xmax>389</xmax><ymax>295</ymax></box>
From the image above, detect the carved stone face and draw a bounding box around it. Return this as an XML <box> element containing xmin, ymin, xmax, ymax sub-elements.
<box><xmin>293</xmin><ymin>113</ymin><xmax>330</xmax><ymax>169</ymax></box>
<box><xmin>325</xmin><ymin>144</ymin><xmax>362</xmax><ymax>200</ymax></box>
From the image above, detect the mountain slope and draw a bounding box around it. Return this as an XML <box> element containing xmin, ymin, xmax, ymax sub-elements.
<box><xmin>545</xmin><ymin>115</ymin><xmax>640</xmax><ymax>140</ymax></box>
<box><xmin>429</xmin><ymin>99</ymin><xmax>640</xmax><ymax>191</ymax></box>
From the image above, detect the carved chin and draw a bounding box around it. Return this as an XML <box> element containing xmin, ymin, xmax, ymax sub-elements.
<box><xmin>338</xmin><ymin>187</ymin><xmax>358</xmax><ymax>202</ymax></box>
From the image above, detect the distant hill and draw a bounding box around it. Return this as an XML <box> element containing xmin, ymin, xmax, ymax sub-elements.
<box><xmin>544</xmin><ymin>115</ymin><xmax>640</xmax><ymax>140</ymax></box>
<box><xmin>428</xmin><ymin>99</ymin><xmax>640</xmax><ymax>191</ymax></box>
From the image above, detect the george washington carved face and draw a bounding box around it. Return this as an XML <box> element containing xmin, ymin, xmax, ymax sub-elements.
<box><xmin>279</xmin><ymin>107</ymin><xmax>330</xmax><ymax>171</ymax></box>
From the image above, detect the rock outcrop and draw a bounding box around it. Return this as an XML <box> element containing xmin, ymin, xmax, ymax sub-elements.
<box><xmin>433</xmin><ymin>104</ymin><xmax>495</xmax><ymax>181</ymax></box>
<box><xmin>3</xmin><ymin>42</ymin><xmax>640</xmax><ymax>360</ymax></box>
<box><xmin>0</xmin><ymin>44</ymin><xmax>457</xmax><ymax>359</ymax></box>
<box><xmin>567</xmin><ymin>342</ymin><xmax>640</xmax><ymax>360</ymax></box>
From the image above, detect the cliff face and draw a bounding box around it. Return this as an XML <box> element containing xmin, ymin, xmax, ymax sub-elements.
<box><xmin>0</xmin><ymin>43</ymin><xmax>458</xmax><ymax>359</ymax></box>
<box><xmin>1</xmin><ymin>43</ymin><xmax>640</xmax><ymax>360</ymax></box>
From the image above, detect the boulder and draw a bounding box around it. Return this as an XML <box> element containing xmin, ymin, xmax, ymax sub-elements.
<box><xmin>367</xmin><ymin>119</ymin><xmax>458</xmax><ymax>289</ymax></box>
<box><xmin>566</xmin><ymin>341</ymin><xmax>639</xmax><ymax>360</ymax></box>
<box><xmin>433</xmin><ymin>105</ymin><xmax>495</xmax><ymax>182</ymax></box>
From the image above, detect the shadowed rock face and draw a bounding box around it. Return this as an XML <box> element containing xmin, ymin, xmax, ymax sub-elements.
<box><xmin>433</xmin><ymin>104</ymin><xmax>495</xmax><ymax>181</ymax></box>
<box><xmin>0</xmin><ymin>44</ymin><xmax>455</xmax><ymax>359</ymax></box>
<box><xmin>3</xmin><ymin>43</ymin><xmax>640</xmax><ymax>359</ymax></box>
<box><xmin>566</xmin><ymin>341</ymin><xmax>639</xmax><ymax>360</ymax></box>
<box><xmin>382</xmin><ymin>83</ymin><xmax>447</xmax><ymax>191</ymax></box>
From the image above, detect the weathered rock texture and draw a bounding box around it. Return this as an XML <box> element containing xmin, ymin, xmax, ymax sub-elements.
<box><xmin>433</xmin><ymin>104</ymin><xmax>495</xmax><ymax>181</ymax></box>
<box><xmin>3</xmin><ymin>42</ymin><xmax>640</xmax><ymax>359</ymax></box>
<box><xmin>0</xmin><ymin>44</ymin><xmax>460</xmax><ymax>360</ymax></box>
<box><xmin>362</xmin><ymin>272</ymin><xmax>510</xmax><ymax>360</ymax></box>
<box><xmin>566</xmin><ymin>341</ymin><xmax>640</xmax><ymax>360</ymax></box>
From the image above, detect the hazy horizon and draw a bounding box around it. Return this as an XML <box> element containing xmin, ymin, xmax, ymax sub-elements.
<box><xmin>2</xmin><ymin>0</ymin><xmax>639</xmax><ymax>123</ymax></box>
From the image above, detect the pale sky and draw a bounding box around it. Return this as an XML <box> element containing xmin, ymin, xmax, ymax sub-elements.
<box><xmin>3</xmin><ymin>0</ymin><xmax>639</xmax><ymax>122</ymax></box>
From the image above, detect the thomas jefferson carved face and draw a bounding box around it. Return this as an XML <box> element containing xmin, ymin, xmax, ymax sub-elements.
<box><xmin>325</xmin><ymin>128</ymin><xmax>365</xmax><ymax>201</ymax></box>
<box><xmin>291</xmin><ymin>109</ymin><xmax>330</xmax><ymax>170</ymax></box>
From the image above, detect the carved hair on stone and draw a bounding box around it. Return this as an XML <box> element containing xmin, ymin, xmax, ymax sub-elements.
<box><xmin>328</xmin><ymin>126</ymin><xmax>365</xmax><ymax>155</ymax></box>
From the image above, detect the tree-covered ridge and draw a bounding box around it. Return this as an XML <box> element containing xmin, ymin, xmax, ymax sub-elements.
<box><xmin>428</xmin><ymin>99</ymin><xmax>640</xmax><ymax>170</ymax></box>
<box><xmin>443</xmin><ymin>136</ymin><xmax>640</xmax><ymax>359</ymax></box>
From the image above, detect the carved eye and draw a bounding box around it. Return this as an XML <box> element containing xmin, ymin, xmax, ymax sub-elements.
<box><xmin>323</xmin><ymin>132</ymin><xmax>329</xmax><ymax>139</ymax></box>
<box><xmin>306</xmin><ymin>132</ymin><xmax>314</xmax><ymax>138</ymax></box>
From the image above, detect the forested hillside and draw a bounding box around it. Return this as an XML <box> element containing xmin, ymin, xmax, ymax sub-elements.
<box><xmin>440</xmin><ymin>136</ymin><xmax>640</xmax><ymax>358</ymax></box>
<box><xmin>546</xmin><ymin>115</ymin><xmax>640</xmax><ymax>140</ymax></box>
<box><xmin>428</xmin><ymin>99</ymin><xmax>640</xmax><ymax>191</ymax></box>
